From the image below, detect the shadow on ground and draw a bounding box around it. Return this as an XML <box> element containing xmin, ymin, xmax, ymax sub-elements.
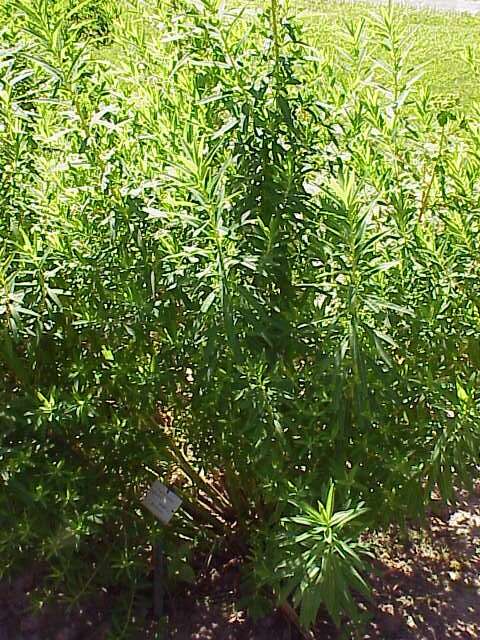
<box><xmin>1</xmin><ymin>485</ymin><xmax>479</xmax><ymax>639</ymax></box>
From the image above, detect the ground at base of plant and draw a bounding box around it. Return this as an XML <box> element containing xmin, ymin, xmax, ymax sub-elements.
<box><xmin>1</xmin><ymin>483</ymin><xmax>479</xmax><ymax>640</ymax></box>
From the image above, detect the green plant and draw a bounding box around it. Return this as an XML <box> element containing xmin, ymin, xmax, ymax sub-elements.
<box><xmin>1</xmin><ymin>0</ymin><xmax>479</xmax><ymax>635</ymax></box>
<box><xmin>251</xmin><ymin>483</ymin><xmax>370</xmax><ymax>630</ymax></box>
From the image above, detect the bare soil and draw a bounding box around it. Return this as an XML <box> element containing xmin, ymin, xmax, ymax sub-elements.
<box><xmin>1</xmin><ymin>485</ymin><xmax>479</xmax><ymax>640</ymax></box>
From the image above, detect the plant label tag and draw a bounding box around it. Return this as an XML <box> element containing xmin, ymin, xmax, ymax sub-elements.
<box><xmin>142</xmin><ymin>481</ymin><xmax>182</xmax><ymax>525</ymax></box>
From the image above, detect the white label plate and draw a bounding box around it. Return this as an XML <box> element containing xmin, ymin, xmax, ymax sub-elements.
<box><xmin>142</xmin><ymin>480</ymin><xmax>182</xmax><ymax>525</ymax></box>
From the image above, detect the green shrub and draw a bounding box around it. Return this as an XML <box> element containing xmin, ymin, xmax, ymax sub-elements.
<box><xmin>1</xmin><ymin>0</ymin><xmax>479</xmax><ymax>634</ymax></box>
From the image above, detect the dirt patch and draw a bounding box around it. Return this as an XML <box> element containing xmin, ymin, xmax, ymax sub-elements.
<box><xmin>166</xmin><ymin>554</ymin><xmax>298</xmax><ymax>640</ymax></box>
<box><xmin>0</xmin><ymin>568</ymin><xmax>112</xmax><ymax>640</ymax></box>
<box><xmin>1</xmin><ymin>486</ymin><xmax>479</xmax><ymax>639</ymax></box>
<box><xmin>362</xmin><ymin>486</ymin><xmax>480</xmax><ymax>640</ymax></box>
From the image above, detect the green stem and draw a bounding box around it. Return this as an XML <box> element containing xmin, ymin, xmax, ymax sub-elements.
<box><xmin>224</xmin><ymin>462</ymin><xmax>250</xmax><ymax>520</ymax></box>
<box><xmin>419</xmin><ymin>125</ymin><xmax>446</xmax><ymax>223</ymax></box>
<box><xmin>270</xmin><ymin>0</ymin><xmax>281</xmax><ymax>75</ymax></box>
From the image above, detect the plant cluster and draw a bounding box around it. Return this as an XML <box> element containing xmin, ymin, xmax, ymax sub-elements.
<box><xmin>1</xmin><ymin>0</ymin><xmax>479</xmax><ymax>634</ymax></box>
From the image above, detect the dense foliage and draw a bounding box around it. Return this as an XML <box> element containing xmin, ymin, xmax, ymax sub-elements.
<box><xmin>1</xmin><ymin>0</ymin><xmax>479</xmax><ymax>633</ymax></box>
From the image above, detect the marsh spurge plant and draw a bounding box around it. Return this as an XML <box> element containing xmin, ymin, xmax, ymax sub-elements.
<box><xmin>1</xmin><ymin>0</ymin><xmax>479</xmax><ymax>634</ymax></box>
